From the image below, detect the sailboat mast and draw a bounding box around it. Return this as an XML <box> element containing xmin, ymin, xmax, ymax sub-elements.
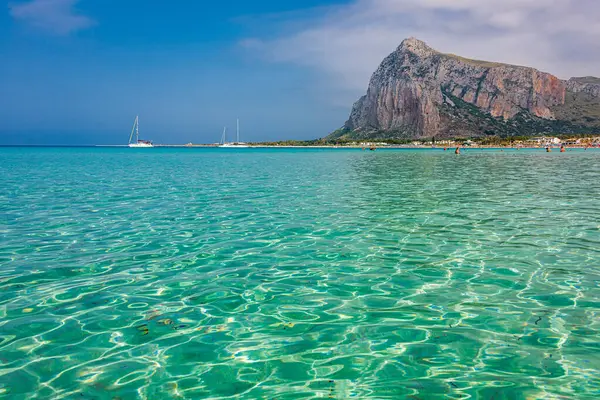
<box><xmin>236</xmin><ymin>118</ymin><xmax>239</xmax><ymax>143</ymax></box>
<box><xmin>128</xmin><ymin>116</ymin><xmax>137</xmax><ymax>144</ymax></box>
<box><xmin>136</xmin><ymin>116</ymin><xmax>139</xmax><ymax>143</ymax></box>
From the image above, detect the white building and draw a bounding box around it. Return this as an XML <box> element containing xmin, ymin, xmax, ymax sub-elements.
<box><xmin>526</xmin><ymin>136</ymin><xmax>561</xmax><ymax>145</ymax></box>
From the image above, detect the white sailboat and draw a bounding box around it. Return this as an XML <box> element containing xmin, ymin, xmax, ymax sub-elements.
<box><xmin>219</xmin><ymin>119</ymin><xmax>248</xmax><ymax>148</ymax></box>
<box><xmin>128</xmin><ymin>116</ymin><xmax>153</xmax><ymax>148</ymax></box>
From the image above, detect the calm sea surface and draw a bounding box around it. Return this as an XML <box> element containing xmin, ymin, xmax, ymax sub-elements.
<box><xmin>1</xmin><ymin>147</ymin><xmax>600</xmax><ymax>399</ymax></box>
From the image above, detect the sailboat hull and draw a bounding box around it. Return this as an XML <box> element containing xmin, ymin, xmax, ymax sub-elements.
<box><xmin>219</xmin><ymin>143</ymin><xmax>248</xmax><ymax>148</ymax></box>
<box><xmin>129</xmin><ymin>143</ymin><xmax>153</xmax><ymax>148</ymax></box>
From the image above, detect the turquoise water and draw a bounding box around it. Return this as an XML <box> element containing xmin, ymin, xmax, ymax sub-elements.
<box><xmin>1</xmin><ymin>147</ymin><xmax>600</xmax><ymax>399</ymax></box>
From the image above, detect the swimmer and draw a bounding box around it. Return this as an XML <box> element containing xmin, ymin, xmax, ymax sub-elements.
<box><xmin>455</xmin><ymin>147</ymin><xmax>460</xmax><ymax>155</ymax></box>
<box><xmin>560</xmin><ymin>146</ymin><xmax>566</xmax><ymax>152</ymax></box>
<box><xmin>546</xmin><ymin>147</ymin><xmax>551</xmax><ymax>152</ymax></box>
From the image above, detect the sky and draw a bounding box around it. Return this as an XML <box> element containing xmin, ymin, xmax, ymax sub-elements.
<box><xmin>1</xmin><ymin>0</ymin><xmax>600</xmax><ymax>145</ymax></box>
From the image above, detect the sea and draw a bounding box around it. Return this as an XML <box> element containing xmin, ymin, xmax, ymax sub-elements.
<box><xmin>1</xmin><ymin>147</ymin><xmax>599</xmax><ymax>399</ymax></box>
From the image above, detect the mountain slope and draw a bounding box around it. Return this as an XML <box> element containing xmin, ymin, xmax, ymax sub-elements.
<box><xmin>329</xmin><ymin>38</ymin><xmax>600</xmax><ymax>140</ymax></box>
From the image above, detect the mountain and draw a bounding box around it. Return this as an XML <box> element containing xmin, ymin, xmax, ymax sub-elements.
<box><xmin>329</xmin><ymin>38</ymin><xmax>600</xmax><ymax>140</ymax></box>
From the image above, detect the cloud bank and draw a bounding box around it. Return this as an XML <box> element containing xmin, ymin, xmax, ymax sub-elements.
<box><xmin>244</xmin><ymin>0</ymin><xmax>600</xmax><ymax>100</ymax></box>
<box><xmin>9</xmin><ymin>0</ymin><xmax>94</xmax><ymax>35</ymax></box>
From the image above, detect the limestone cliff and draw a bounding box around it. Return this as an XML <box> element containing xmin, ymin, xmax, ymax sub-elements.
<box><xmin>331</xmin><ymin>38</ymin><xmax>600</xmax><ymax>140</ymax></box>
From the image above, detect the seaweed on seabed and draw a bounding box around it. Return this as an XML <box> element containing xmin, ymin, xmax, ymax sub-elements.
<box><xmin>136</xmin><ymin>324</ymin><xmax>149</xmax><ymax>336</ymax></box>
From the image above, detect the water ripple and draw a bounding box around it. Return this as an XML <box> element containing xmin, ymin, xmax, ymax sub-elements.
<box><xmin>1</xmin><ymin>147</ymin><xmax>600</xmax><ymax>399</ymax></box>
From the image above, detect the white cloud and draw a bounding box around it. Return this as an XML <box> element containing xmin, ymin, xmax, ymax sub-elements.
<box><xmin>9</xmin><ymin>0</ymin><xmax>94</xmax><ymax>35</ymax></box>
<box><xmin>243</xmin><ymin>0</ymin><xmax>600</xmax><ymax>101</ymax></box>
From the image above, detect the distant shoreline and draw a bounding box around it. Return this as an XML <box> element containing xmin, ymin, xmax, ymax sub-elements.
<box><xmin>2</xmin><ymin>144</ymin><xmax>597</xmax><ymax>149</ymax></box>
<box><xmin>93</xmin><ymin>144</ymin><xmax>599</xmax><ymax>149</ymax></box>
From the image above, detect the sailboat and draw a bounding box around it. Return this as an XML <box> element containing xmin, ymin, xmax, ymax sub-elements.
<box><xmin>219</xmin><ymin>119</ymin><xmax>248</xmax><ymax>148</ymax></box>
<box><xmin>128</xmin><ymin>116</ymin><xmax>153</xmax><ymax>148</ymax></box>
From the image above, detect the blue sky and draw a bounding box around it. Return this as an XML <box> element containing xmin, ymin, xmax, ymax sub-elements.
<box><xmin>1</xmin><ymin>0</ymin><xmax>599</xmax><ymax>145</ymax></box>
<box><xmin>0</xmin><ymin>0</ymin><xmax>351</xmax><ymax>145</ymax></box>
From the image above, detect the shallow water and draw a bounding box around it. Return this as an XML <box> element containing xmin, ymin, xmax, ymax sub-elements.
<box><xmin>1</xmin><ymin>147</ymin><xmax>600</xmax><ymax>399</ymax></box>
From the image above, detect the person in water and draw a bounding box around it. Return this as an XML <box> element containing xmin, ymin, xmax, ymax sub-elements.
<box><xmin>455</xmin><ymin>147</ymin><xmax>460</xmax><ymax>155</ymax></box>
<box><xmin>560</xmin><ymin>145</ymin><xmax>566</xmax><ymax>152</ymax></box>
<box><xmin>546</xmin><ymin>147</ymin><xmax>551</xmax><ymax>152</ymax></box>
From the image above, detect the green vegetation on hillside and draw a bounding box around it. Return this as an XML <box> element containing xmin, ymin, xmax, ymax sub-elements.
<box><xmin>552</xmin><ymin>91</ymin><xmax>600</xmax><ymax>127</ymax></box>
<box><xmin>571</xmin><ymin>76</ymin><xmax>600</xmax><ymax>84</ymax></box>
<box><xmin>440</xmin><ymin>89</ymin><xmax>600</xmax><ymax>137</ymax></box>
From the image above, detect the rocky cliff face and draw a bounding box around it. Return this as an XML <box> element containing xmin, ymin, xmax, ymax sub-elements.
<box><xmin>333</xmin><ymin>38</ymin><xmax>600</xmax><ymax>139</ymax></box>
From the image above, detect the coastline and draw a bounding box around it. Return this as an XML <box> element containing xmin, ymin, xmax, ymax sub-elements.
<box><xmin>95</xmin><ymin>144</ymin><xmax>599</xmax><ymax>149</ymax></box>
